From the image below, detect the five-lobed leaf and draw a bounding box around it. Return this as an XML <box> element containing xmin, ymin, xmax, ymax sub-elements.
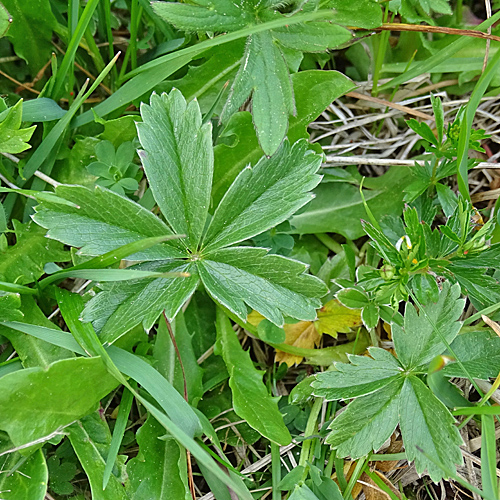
<box><xmin>35</xmin><ymin>89</ymin><xmax>327</xmax><ymax>337</ymax></box>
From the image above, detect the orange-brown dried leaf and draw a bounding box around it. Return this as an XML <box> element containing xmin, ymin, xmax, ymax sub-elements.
<box><xmin>315</xmin><ymin>299</ymin><xmax>362</xmax><ymax>338</ymax></box>
<box><xmin>360</xmin><ymin>471</ymin><xmax>401</xmax><ymax>500</ymax></box>
<box><xmin>275</xmin><ymin>321</ymin><xmax>321</xmax><ymax>366</ymax></box>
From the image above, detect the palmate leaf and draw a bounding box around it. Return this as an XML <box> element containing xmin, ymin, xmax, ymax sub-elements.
<box><xmin>152</xmin><ymin>0</ymin><xmax>356</xmax><ymax>155</ymax></box>
<box><xmin>311</xmin><ymin>283</ymin><xmax>464</xmax><ymax>481</ymax></box>
<box><xmin>35</xmin><ymin>89</ymin><xmax>326</xmax><ymax>341</ymax></box>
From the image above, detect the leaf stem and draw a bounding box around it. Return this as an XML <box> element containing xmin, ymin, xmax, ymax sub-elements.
<box><xmin>298</xmin><ymin>397</ymin><xmax>323</xmax><ymax>474</ymax></box>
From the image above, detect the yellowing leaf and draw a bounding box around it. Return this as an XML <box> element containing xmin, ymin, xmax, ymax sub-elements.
<box><xmin>250</xmin><ymin>300</ymin><xmax>363</xmax><ymax>366</ymax></box>
<box><xmin>315</xmin><ymin>299</ymin><xmax>362</xmax><ymax>338</ymax></box>
<box><xmin>275</xmin><ymin>322</ymin><xmax>321</xmax><ymax>367</ymax></box>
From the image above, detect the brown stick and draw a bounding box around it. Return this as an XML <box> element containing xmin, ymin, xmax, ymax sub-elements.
<box><xmin>362</xmin><ymin>22</ymin><xmax>500</xmax><ymax>43</ymax></box>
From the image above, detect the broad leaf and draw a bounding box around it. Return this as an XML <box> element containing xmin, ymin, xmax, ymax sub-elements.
<box><xmin>442</xmin><ymin>330</ymin><xmax>500</xmax><ymax>380</ymax></box>
<box><xmin>393</xmin><ymin>282</ymin><xmax>464</xmax><ymax>370</ymax></box>
<box><xmin>137</xmin><ymin>90</ymin><xmax>213</xmax><ymax>249</ymax></box>
<box><xmin>0</xmin><ymin>220</ymin><xmax>69</xmax><ymax>285</ymax></box>
<box><xmin>0</xmin><ymin>291</ymin><xmax>23</xmax><ymax>321</ymax></box>
<box><xmin>0</xmin><ymin>296</ymin><xmax>74</xmax><ymax>367</ymax></box>
<box><xmin>312</xmin><ymin>347</ymin><xmax>402</xmax><ymax>400</ymax></box>
<box><xmin>290</xmin><ymin>167</ymin><xmax>413</xmax><ymax>239</ymax></box>
<box><xmin>203</xmin><ymin>139</ymin><xmax>322</xmax><ymax>252</ymax></box>
<box><xmin>399</xmin><ymin>376</ymin><xmax>463</xmax><ymax>482</ymax></box>
<box><xmin>199</xmin><ymin>247</ymin><xmax>327</xmax><ymax>326</ymax></box>
<box><xmin>0</xmin><ymin>448</ymin><xmax>47</xmax><ymax>500</ymax></box>
<box><xmin>324</xmin><ymin>378</ymin><xmax>403</xmax><ymax>458</ymax></box>
<box><xmin>2</xmin><ymin>0</ymin><xmax>57</xmax><ymax>73</ymax></box>
<box><xmin>82</xmin><ymin>261</ymin><xmax>198</xmax><ymax>343</ymax></box>
<box><xmin>33</xmin><ymin>185</ymin><xmax>184</xmax><ymax>260</ymax></box>
<box><xmin>67</xmin><ymin>412</ymin><xmax>128</xmax><ymax>500</ymax></box>
<box><xmin>215</xmin><ymin>309</ymin><xmax>291</xmax><ymax>445</ymax></box>
<box><xmin>127</xmin><ymin>415</ymin><xmax>191</xmax><ymax>500</ymax></box>
<box><xmin>0</xmin><ymin>100</ymin><xmax>36</xmax><ymax>154</ymax></box>
<box><xmin>0</xmin><ymin>357</ymin><xmax>118</xmax><ymax>450</ymax></box>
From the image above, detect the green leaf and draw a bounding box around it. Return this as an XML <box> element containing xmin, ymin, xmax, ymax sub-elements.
<box><xmin>272</xmin><ymin>21</ymin><xmax>352</xmax><ymax>52</ymax></box>
<box><xmin>0</xmin><ymin>356</ymin><xmax>118</xmax><ymax>451</ymax></box>
<box><xmin>33</xmin><ymin>185</ymin><xmax>184</xmax><ymax>260</ymax></box>
<box><xmin>442</xmin><ymin>331</ymin><xmax>500</xmax><ymax>380</ymax></box>
<box><xmin>399</xmin><ymin>376</ymin><xmax>463</xmax><ymax>482</ymax></box>
<box><xmin>199</xmin><ymin>247</ymin><xmax>327</xmax><ymax>326</ymax></box>
<box><xmin>204</xmin><ymin>139</ymin><xmax>322</xmax><ymax>252</ymax></box>
<box><xmin>215</xmin><ymin>308</ymin><xmax>291</xmax><ymax>445</ymax></box>
<box><xmin>2</xmin><ymin>0</ymin><xmax>57</xmax><ymax>73</ymax></box>
<box><xmin>290</xmin><ymin>167</ymin><xmax>413</xmax><ymax>239</ymax></box>
<box><xmin>222</xmin><ymin>30</ymin><xmax>295</xmax><ymax>155</ymax></box>
<box><xmin>0</xmin><ymin>291</ymin><xmax>23</xmax><ymax>321</ymax></box>
<box><xmin>0</xmin><ymin>100</ymin><xmax>36</xmax><ymax>154</ymax></box>
<box><xmin>137</xmin><ymin>90</ymin><xmax>213</xmax><ymax>249</ymax></box>
<box><xmin>67</xmin><ymin>412</ymin><xmax>128</xmax><ymax>500</ymax></box>
<box><xmin>0</xmin><ymin>2</ymin><xmax>11</xmax><ymax>38</ymax></box>
<box><xmin>83</xmin><ymin>261</ymin><xmax>199</xmax><ymax>343</ymax></box>
<box><xmin>155</xmin><ymin>41</ymin><xmax>244</xmax><ymax>116</ymax></box>
<box><xmin>392</xmin><ymin>282</ymin><xmax>464</xmax><ymax>370</ymax></box>
<box><xmin>0</xmin><ymin>449</ymin><xmax>47</xmax><ymax>500</ymax></box>
<box><xmin>336</xmin><ymin>288</ymin><xmax>369</xmax><ymax>309</ymax></box>
<box><xmin>152</xmin><ymin>0</ymin><xmax>253</xmax><ymax>32</ymax></box>
<box><xmin>212</xmin><ymin>70</ymin><xmax>354</xmax><ymax>207</ymax></box>
<box><xmin>327</xmin><ymin>0</ymin><xmax>382</xmax><ymax>28</ymax></box>
<box><xmin>0</xmin><ymin>296</ymin><xmax>74</xmax><ymax>367</ymax></box>
<box><xmin>0</xmin><ymin>220</ymin><xmax>69</xmax><ymax>285</ymax></box>
<box><xmin>289</xmin><ymin>483</ymin><xmax>321</xmax><ymax>500</ymax></box>
<box><xmin>324</xmin><ymin>378</ymin><xmax>403</xmax><ymax>458</ymax></box>
<box><xmin>448</xmin><ymin>265</ymin><xmax>500</xmax><ymax>310</ymax></box>
<box><xmin>126</xmin><ymin>415</ymin><xmax>191</xmax><ymax>500</ymax></box>
<box><xmin>312</xmin><ymin>347</ymin><xmax>402</xmax><ymax>400</ymax></box>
